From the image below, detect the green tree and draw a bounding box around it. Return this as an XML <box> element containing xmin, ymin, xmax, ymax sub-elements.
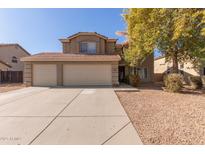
<box><xmin>123</xmin><ymin>8</ymin><xmax>205</xmax><ymax>73</ymax></box>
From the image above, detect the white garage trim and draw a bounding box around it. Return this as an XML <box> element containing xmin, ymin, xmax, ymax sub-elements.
<box><xmin>33</xmin><ymin>64</ymin><xmax>57</xmax><ymax>86</ymax></box>
<box><xmin>63</xmin><ymin>64</ymin><xmax>112</xmax><ymax>86</ymax></box>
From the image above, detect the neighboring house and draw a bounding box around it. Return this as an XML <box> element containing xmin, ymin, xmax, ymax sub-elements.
<box><xmin>154</xmin><ymin>56</ymin><xmax>205</xmax><ymax>81</ymax></box>
<box><xmin>21</xmin><ymin>32</ymin><xmax>154</xmax><ymax>87</ymax></box>
<box><xmin>0</xmin><ymin>44</ymin><xmax>30</xmax><ymax>71</ymax></box>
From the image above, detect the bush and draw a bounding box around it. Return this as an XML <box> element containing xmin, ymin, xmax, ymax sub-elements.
<box><xmin>202</xmin><ymin>76</ymin><xmax>205</xmax><ymax>88</ymax></box>
<box><xmin>129</xmin><ymin>74</ymin><xmax>140</xmax><ymax>87</ymax></box>
<box><xmin>189</xmin><ymin>76</ymin><xmax>202</xmax><ymax>89</ymax></box>
<box><xmin>124</xmin><ymin>75</ymin><xmax>130</xmax><ymax>84</ymax></box>
<box><xmin>164</xmin><ymin>73</ymin><xmax>183</xmax><ymax>92</ymax></box>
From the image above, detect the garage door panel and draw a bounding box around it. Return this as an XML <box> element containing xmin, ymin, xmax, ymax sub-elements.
<box><xmin>33</xmin><ymin>64</ymin><xmax>57</xmax><ymax>86</ymax></box>
<box><xmin>63</xmin><ymin>64</ymin><xmax>112</xmax><ymax>86</ymax></box>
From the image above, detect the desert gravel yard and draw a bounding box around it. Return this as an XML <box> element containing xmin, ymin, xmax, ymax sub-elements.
<box><xmin>116</xmin><ymin>84</ymin><xmax>205</xmax><ymax>145</ymax></box>
<box><xmin>0</xmin><ymin>83</ymin><xmax>25</xmax><ymax>93</ymax></box>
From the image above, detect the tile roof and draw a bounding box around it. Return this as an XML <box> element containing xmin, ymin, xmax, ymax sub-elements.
<box><xmin>21</xmin><ymin>52</ymin><xmax>121</xmax><ymax>62</ymax></box>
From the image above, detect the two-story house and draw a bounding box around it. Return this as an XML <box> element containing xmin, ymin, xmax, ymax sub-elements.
<box><xmin>0</xmin><ymin>44</ymin><xmax>30</xmax><ymax>71</ymax></box>
<box><xmin>21</xmin><ymin>32</ymin><xmax>154</xmax><ymax>87</ymax></box>
<box><xmin>21</xmin><ymin>32</ymin><xmax>120</xmax><ymax>86</ymax></box>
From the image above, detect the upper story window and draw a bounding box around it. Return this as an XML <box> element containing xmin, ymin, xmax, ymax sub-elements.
<box><xmin>80</xmin><ymin>42</ymin><xmax>96</xmax><ymax>54</ymax></box>
<box><xmin>12</xmin><ymin>56</ymin><xmax>18</xmax><ymax>63</ymax></box>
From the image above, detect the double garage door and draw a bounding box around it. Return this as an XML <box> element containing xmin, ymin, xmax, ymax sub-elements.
<box><xmin>33</xmin><ymin>64</ymin><xmax>112</xmax><ymax>86</ymax></box>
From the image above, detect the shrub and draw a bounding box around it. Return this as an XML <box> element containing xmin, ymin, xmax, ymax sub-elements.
<box><xmin>202</xmin><ymin>76</ymin><xmax>205</xmax><ymax>88</ymax></box>
<box><xmin>124</xmin><ymin>75</ymin><xmax>130</xmax><ymax>84</ymax></box>
<box><xmin>164</xmin><ymin>73</ymin><xmax>183</xmax><ymax>92</ymax></box>
<box><xmin>189</xmin><ymin>76</ymin><xmax>202</xmax><ymax>89</ymax></box>
<box><xmin>129</xmin><ymin>74</ymin><xmax>140</xmax><ymax>87</ymax></box>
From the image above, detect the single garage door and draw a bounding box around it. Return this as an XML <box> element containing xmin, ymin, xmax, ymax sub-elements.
<box><xmin>63</xmin><ymin>64</ymin><xmax>112</xmax><ymax>86</ymax></box>
<box><xmin>33</xmin><ymin>64</ymin><xmax>57</xmax><ymax>86</ymax></box>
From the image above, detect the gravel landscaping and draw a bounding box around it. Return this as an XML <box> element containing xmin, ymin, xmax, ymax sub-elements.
<box><xmin>116</xmin><ymin>83</ymin><xmax>205</xmax><ymax>145</ymax></box>
<box><xmin>0</xmin><ymin>83</ymin><xmax>25</xmax><ymax>93</ymax></box>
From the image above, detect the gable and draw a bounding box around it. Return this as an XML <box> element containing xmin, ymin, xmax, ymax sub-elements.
<box><xmin>69</xmin><ymin>35</ymin><xmax>102</xmax><ymax>43</ymax></box>
<box><xmin>0</xmin><ymin>44</ymin><xmax>30</xmax><ymax>56</ymax></box>
<box><xmin>59</xmin><ymin>32</ymin><xmax>117</xmax><ymax>54</ymax></box>
<box><xmin>0</xmin><ymin>44</ymin><xmax>30</xmax><ymax>71</ymax></box>
<box><xmin>67</xmin><ymin>32</ymin><xmax>108</xmax><ymax>40</ymax></box>
<box><xmin>59</xmin><ymin>32</ymin><xmax>110</xmax><ymax>43</ymax></box>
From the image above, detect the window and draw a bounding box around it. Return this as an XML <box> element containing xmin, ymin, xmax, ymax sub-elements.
<box><xmin>139</xmin><ymin>68</ymin><xmax>148</xmax><ymax>79</ymax></box>
<box><xmin>80</xmin><ymin>42</ymin><xmax>96</xmax><ymax>54</ymax></box>
<box><xmin>132</xmin><ymin>67</ymin><xmax>148</xmax><ymax>79</ymax></box>
<box><xmin>12</xmin><ymin>56</ymin><xmax>18</xmax><ymax>63</ymax></box>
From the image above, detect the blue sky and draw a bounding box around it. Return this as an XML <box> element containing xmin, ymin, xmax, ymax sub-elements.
<box><xmin>0</xmin><ymin>8</ymin><xmax>126</xmax><ymax>54</ymax></box>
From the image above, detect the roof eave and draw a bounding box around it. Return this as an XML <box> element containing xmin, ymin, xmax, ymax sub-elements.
<box><xmin>21</xmin><ymin>58</ymin><xmax>121</xmax><ymax>62</ymax></box>
<box><xmin>65</xmin><ymin>32</ymin><xmax>109</xmax><ymax>41</ymax></box>
<box><xmin>0</xmin><ymin>61</ymin><xmax>12</xmax><ymax>68</ymax></box>
<box><xmin>0</xmin><ymin>44</ymin><xmax>30</xmax><ymax>56</ymax></box>
<box><xmin>21</xmin><ymin>55</ymin><xmax>121</xmax><ymax>62</ymax></box>
<box><xmin>107</xmin><ymin>39</ymin><xmax>117</xmax><ymax>43</ymax></box>
<box><xmin>154</xmin><ymin>55</ymin><xmax>165</xmax><ymax>61</ymax></box>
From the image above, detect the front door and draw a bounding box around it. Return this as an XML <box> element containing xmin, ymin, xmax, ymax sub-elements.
<box><xmin>119</xmin><ymin>66</ymin><xmax>125</xmax><ymax>82</ymax></box>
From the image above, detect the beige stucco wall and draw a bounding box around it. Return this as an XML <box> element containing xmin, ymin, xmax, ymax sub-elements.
<box><xmin>0</xmin><ymin>45</ymin><xmax>29</xmax><ymax>71</ymax></box>
<box><xmin>23</xmin><ymin>61</ymin><xmax>119</xmax><ymax>86</ymax></box>
<box><xmin>62</xmin><ymin>35</ymin><xmax>116</xmax><ymax>55</ymax></box>
<box><xmin>154</xmin><ymin>57</ymin><xmax>169</xmax><ymax>74</ymax></box>
<box><xmin>154</xmin><ymin>57</ymin><xmax>201</xmax><ymax>76</ymax></box>
<box><xmin>106</xmin><ymin>42</ymin><xmax>115</xmax><ymax>54</ymax></box>
<box><xmin>182</xmin><ymin>62</ymin><xmax>201</xmax><ymax>76</ymax></box>
<box><xmin>23</xmin><ymin>62</ymin><xmax>32</xmax><ymax>86</ymax></box>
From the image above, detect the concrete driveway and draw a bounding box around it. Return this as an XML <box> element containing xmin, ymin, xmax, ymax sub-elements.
<box><xmin>0</xmin><ymin>87</ymin><xmax>142</xmax><ymax>145</ymax></box>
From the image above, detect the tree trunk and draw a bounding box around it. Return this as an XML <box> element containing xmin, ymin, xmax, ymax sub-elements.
<box><xmin>172</xmin><ymin>51</ymin><xmax>179</xmax><ymax>73</ymax></box>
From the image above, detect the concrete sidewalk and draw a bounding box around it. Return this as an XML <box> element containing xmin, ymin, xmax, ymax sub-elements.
<box><xmin>0</xmin><ymin>87</ymin><xmax>142</xmax><ymax>145</ymax></box>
